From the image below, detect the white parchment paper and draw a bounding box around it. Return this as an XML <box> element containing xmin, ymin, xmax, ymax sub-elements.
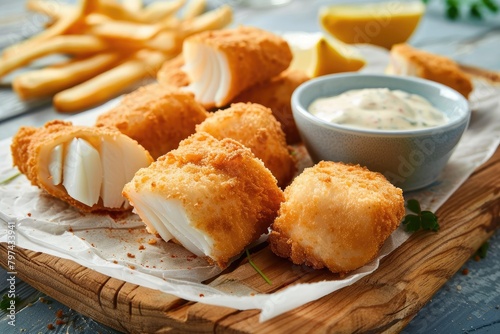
<box><xmin>1</xmin><ymin>46</ymin><xmax>499</xmax><ymax>322</ymax></box>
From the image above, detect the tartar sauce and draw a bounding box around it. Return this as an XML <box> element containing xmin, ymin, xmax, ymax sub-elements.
<box><xmin>308</xmin><ymin>88</ymin><xmax>448</xmax><ymax>130</ymax></box>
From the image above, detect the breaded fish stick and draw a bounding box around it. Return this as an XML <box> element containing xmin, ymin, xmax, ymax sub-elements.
<box><xmin>11</xmin><ymin>120</ymin><xmax>153</xmax><ymax>212</ymax></box>
<box><xmin>96</xmin><ymin>83</ymin><xmax>207</xmax><ymax>159</ymax></box>
<box><xmin>157</xmin><ymin>57</ymin><xmax>308</xmax><ymax>144</ymax></box>
<box><xmin>182</xmin><ymin>26</ymin><xmax>292</xmax><ymax>108</ymax></box>
<box><xmin>386</xmin><ymin>43</ymin><xmax>473</xmax><ymax>98</ymax></box>
<box><xmin>123</xmin><ymin>132</ymin><xmax>284</xmax><ymax>268</ymax></box>
<box><xmin>232</xmin><ymin>69</ymin><xmax>309</xmax><ymax>144</ymax></box>
<box><xmin>196</xmin><ymin>103</ymin><xmax>296</xmax><ymax>187</ymax></box>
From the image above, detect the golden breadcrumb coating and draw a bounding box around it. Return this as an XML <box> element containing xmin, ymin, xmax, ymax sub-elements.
<box><xmin>123</xmin><ymin>132</ymin><xmax>284</xmax><ymax>268</ymax></box>
<box><xmin>388</xmin><ymin>43</ymin><xmax>473</xmax><ymax>98</ymax></box>
<box><xmin>232</xmin><ymin>69</ymin><xmax>309</xmax><ymax>144</ymax></box>
<box><xmin>196</xmin><ymin>103</ymin><xmax>296</xmax><ymax>187</ymax></box>
<box><xmin>156</xmin><ymin>55</ymin><xmax>189</xmax><ymax>88</ymax></box>
<box><xmin>162</xmin><ymin>26</ymin><xmax>292</xmax><ymax>109</ymax></box>
<box><xmin>11</xmin><ymin>120</ymin><xmax>153</xmax><ymax>212</ymax></box>
<box><xmin>157</xmin><ymin>56</ymin><xmax>307</xmax><ymax>143</ymax></box>
<box><xmin>185</xmin><ymin>26</ymin><xmax>292</xmax><ymax>107</ymax></box>
<box><xmin>269</xmin><ymin>161</ymin><xmax>405</xmax><ymax>274</ymax></box>
<box><xmin>95</xmin><ymin>83</ymin><xmax>207</xmax><ymax>159</ymax></box>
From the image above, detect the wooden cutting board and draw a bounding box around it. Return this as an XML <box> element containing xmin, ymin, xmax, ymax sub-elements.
<box><xmin>1</xmin><ymin>145</ymin><xmax>498</xmax><ymax>333</ymax></box>
<box><xmin>1</xmin><ymin>65</ymin><xmax>499</xmax><ymax>333</ymax></box>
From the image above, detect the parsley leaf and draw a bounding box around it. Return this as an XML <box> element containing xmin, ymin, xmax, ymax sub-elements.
<box><xmin>475</xmin><ymin>241</ymin><xmax>490</xmax><ymax>259</ymax></box>
<box><xmin>428</xmin><ymin>0</ymin><xmax>500</xmax><ymax>20</ymax></box>
<box><xmin>406</xmin><ymin>199</ymin><xmax>421</xmax><ymax>214</ymax></box>
<box><xmin>0</xmin><ymin>294</ymin><xmax>21</xmax><ymax>311</ymax></box>
<box><xmin>402</xmin><ymin>199</ymin><xmax>439</xmax><ymax>232</ymax></box>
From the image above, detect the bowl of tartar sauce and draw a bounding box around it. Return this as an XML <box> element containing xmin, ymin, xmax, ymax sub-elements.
<box><xmin>291</xmin><ymin>73</ymin><xmax>470</xmax><ymax>191</ymax></box>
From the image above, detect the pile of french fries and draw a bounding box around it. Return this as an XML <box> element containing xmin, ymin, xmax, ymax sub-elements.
<box><xmin>0</xmin><ymin>0</ymin><xmax>232</xmax><ymax>112</ymax></box>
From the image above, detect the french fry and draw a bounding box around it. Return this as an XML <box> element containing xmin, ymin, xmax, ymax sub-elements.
<box><xmin>2</xmin><ymin>7</ymin><xmax>83</xmax><ymax>59</ymax></box>
<box><xmin>53</xmin><ymin>50</ymin><xmax>169</xmax><ymax>113</ymax></box>
<box><xmin>98</xmin><ymin>0</ymin><xmax>185</xmax><ymax>23</ymax></box>
<box><xmin>144</xmin><ymin>31</ymin><xmax>182</xmax><ymax>53</ymax></box>
<box><xmin>182</xmin><ymin>0</ymin><xmax>206</xmax><ymax>20</ymax></box>
<box><xmin>138</xmin><ymin>0</ymin><xmax>186</xmax><ymax>23</ymax></box>
<box><xmin>13</xmin><ymin>52</ymin><xmax>121</xmax><ymax>100</ymax></box>
<box><xmin>180</xmin><ymin>4</ymin><xmax>232</xmax><ymax>37</ymax></box>
<box><xmin>3</xmin><ymin>0</ymin><xmax>234</xmax><ymax>112</ymax></box>
<box><xmin>104</xmin><ymin>30</ymin><xmax>182</xmax><ymax>54</ymax></box>
<box><xmin>26</xmin><ymin>0</ymin><xmax>74</xmax><ymax>19</ymax></box>
<box><xmin>122</xmin><ymin>0</ymin><xmax>143</xmax><ymax>11</ymax></box>
<box><xmin>82</xmin><ymin>0</ymin><xmax>102</xmax><ymax>15</ymax></box>
<box><xmin>85</xmin><ymin>12</ymin><xmax>112</xmax><ymax>25</ymax></box>
<box><xmin>0</xmin><ymin>35</ymin><xmax>108</xmax><ymax>78</ymax></box>
<box><xmin>95</xmin><ymin>0</ymin><xmax>144</xmax><ymax>22</ymax></box>
<box><xmin>88</xmin><ymin>19</ymin><xmax>165</xmax><ymax>41</ymax></box>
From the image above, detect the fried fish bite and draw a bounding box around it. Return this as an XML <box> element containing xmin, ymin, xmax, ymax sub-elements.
<box><xmin>386</xmin><ymin>43</ymin><xmax>473</xmax><ymax>98</ymax></box>
<box><xmin>157</xmin><ymin>56</ymin><xmax>307</xmax><ymax>144</ymax></box>
<box><xmin>181</xmin><ymin>26</ymin><xmax>292</xmax><ymax>109</ymax></box>
<box><xmin>11</xmin><ymin>120</ymin><xmax>153</xmax><ymax>212</ymax></box>
<box><xmin>232</xmin><ymin>69</ymin><xmax>310</xmax><ymax>144</ymax></box>
<box><xmin>196</xmin><ymin>103</ymin><xmax>296</xmax><ymax>187</ymax></box>
<box><xmin>157</xmin><ymin>55</ymin><xmax>189</xmax><ymax>88</ymax></box>
<box><xmin>269</xmin><ymin>162</ymin><xmax>405</xmax><ymax>274</ymax></box>
<box><xmin>95</xmin><ymin>83</ymin><xmax>207</xmax><ymax>159</ymax></box>
<box><xmin>122</xmin><ymin>132</ymin><xmax>284</xmax><ymax>268</ymax></box>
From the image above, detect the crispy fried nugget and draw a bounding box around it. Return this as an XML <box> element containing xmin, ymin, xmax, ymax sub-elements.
<box><xmin>387</xmin><ymin>43</ymin><xmax>473</xmax><ymax>98</ymax></box>
<box><xmin>157</xmin><ymin>56</ymin><xmax>307</xmax><ymax>145</ymax></box>
<box><xmin>11</xmin><ymin>120</ymin><xmax>153</xmax><ymax>212</ymax></box>
<box><xmin>167</xmin><ymin>26</ymin><xmax>292</xmax><ymax>109</ymax></box>
<box><xmin>196</xmin><ymin>102</ymin><xmax>296</xmax><ymax>187</ymax></box>
<box><xmin>269</xmin><ymin>161</ymin><xmax>405</xmax><ymax>274</ymax></box>
<box><xmin>95</xmin><ymin>83</ymin><xmax>207</xmax><ymax>159</ymax></box>
<box><xmin>123</xmin><ymin>132</ymin><xmax>284</xmax><ymax>268</ymax></box>
<box><xmin>232</xmin><ymin>69</ymin><xmax>309</xmax><ymax>144</ymax></box>
<box><xmin>156</xmin><ymin>54</ymin><xmax>189</xmax><ymax>88</ymax></box>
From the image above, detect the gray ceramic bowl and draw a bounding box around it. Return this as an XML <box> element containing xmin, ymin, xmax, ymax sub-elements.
<box><xmin>291</xmin><ymin>73</ymin><xmax>470</xmax><ymax>191</ymax></box>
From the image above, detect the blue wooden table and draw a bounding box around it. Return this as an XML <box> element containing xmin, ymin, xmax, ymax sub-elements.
<box><xmin>0</xmin><ymin>0</ymin><xmax>499</xmax><ymax>333</ymax></box>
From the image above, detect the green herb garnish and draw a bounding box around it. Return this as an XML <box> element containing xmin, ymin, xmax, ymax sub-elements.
<box><xmin>0</xmin><ymin>294</ymin><xmax>21</xmax><ymax>311</ymax></box>
<box><xmin>245</xmin><ymin>249</ymin><xmax>272</xmax><ymax>285</ymax></box>
<box><xmin>0</xmin><ymin>172</ymin><xmax>21</xmax><ymax>185</ymax></box>
<box><xmin>423</xmin><ymin>0</ymin><xmax>499</xmax><ymax>20</ymax></box>
<box><xmin>402</xmin><ymin>199</ymin><xmax>439</xmax><ymax>232</ymax></box>
<box><xmin>475</xmin><ymin>240</ymin><xmax>490</xmax><ymax>259</ymax></box>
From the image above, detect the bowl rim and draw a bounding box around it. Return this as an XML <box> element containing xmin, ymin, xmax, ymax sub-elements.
<box><xmin>291</xmin><ymin>73</ymin><xmax>471</xmax><ymax>137</ymax></box>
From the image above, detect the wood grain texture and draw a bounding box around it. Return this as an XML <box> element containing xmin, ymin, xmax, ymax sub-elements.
<box><xmin>1</xmin><ymin>147</ymin><xmax>498</xmax><ymax>333</ymax></box>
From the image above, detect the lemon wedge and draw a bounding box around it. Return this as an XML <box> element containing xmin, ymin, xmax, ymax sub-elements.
<box><xmin>283</xmin><ymin>32</ymin><xmax>366</xmax><ymax>78</ymax></box>
<box><xmin>319</xmin><ymin>1</ymin><xmax>425</xmax><ymax>49</ymax></box>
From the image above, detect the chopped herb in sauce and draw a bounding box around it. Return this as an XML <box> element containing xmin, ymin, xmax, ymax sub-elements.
<box><xmin>309</xmin><ymin>88</ymin><xmax>448</xmax><ymax>131</ymax></box>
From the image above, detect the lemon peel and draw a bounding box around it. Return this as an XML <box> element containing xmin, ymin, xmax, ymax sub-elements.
<box><xmin>283</xmin><ymin>32</ymin><xmax>366</xmax><ymax>78</ymax></box>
